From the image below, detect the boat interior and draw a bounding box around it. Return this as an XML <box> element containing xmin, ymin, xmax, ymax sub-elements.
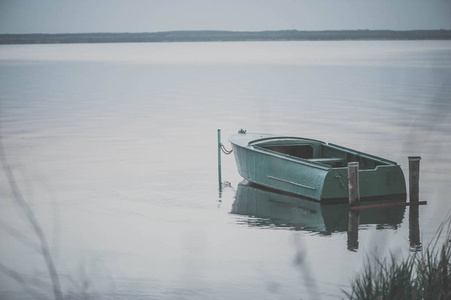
<box><xmin>251</xmin><ymin>138</ymin><xmax>394</xmax><ymax>169</ymax></box>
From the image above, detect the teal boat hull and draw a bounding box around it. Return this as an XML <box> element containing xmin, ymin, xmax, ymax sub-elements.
<box><xmin>229</xmin><ymin>132</ymin><xmax>406</xmax><ymax>202</ymax></box>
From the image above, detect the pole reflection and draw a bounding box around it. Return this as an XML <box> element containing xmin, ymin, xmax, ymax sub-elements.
<box><xmin>409</xmin><ymin>205</ymin><xmax>422</xmax><ymax>251</ymax></box>
<box><xmin>347</xmin><ymin>210</ymin><xmax>360</xmax><ymax>251</ymax></box>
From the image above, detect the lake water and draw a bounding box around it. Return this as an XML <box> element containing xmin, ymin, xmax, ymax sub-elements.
<box><xmin>0</xmin><ymin>41</ymin><xmax>451</xmax><ymax>299</ymax></box>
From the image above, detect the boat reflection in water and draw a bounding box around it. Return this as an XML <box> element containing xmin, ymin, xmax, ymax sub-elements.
<box><xmin>231</xmin><ymin>181</ymin><xmax>407</xmax><ymax>242</ymax></box>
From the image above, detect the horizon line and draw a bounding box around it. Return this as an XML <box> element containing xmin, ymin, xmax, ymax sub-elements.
<box><xmin>2</xmin><ymin>29</ymin><xmax>451</xmax><ymax>35</ymax></box>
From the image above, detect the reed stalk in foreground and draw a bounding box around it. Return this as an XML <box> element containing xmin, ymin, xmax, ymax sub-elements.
<box><xmin>343</xmin><ymin>213</ymin><xmax>451</xmax><ymax>300</ymax></box>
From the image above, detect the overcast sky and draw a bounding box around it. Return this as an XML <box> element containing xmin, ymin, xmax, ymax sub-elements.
<box><xmin>1</xmin><ymin>0</ymin><xmax>450</xmax><ymax>34</ymax></box>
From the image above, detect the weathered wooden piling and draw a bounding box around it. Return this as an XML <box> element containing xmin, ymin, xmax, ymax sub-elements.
<box><xmin>408</xmin><ymin>156</ymin><xmax>421</xmax><ymax>203</ymax></box>
<box><xmin>218</xmin><ymin>129</ymin><xmax>222</xmax><ymax>194</ymax></box>
<box><xmin>348</xmin><ymin>162</ymin><xmax>360</xmax><ymax>206</ymax></box>
<box><xmin>408</xmin><ymin>156</ymin><xmax>422</xmax><ymax>250</ymax></box>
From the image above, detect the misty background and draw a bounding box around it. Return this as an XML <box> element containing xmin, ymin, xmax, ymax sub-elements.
<box><xmin>1</xmin><ymin>0</ymin><xmax>451</xmax><ymax>34</ymax></box>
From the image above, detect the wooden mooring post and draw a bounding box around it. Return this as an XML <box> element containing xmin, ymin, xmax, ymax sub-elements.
<box><xmin>409</xmin><ymin>156</ymin><xmax>421</xmax><ymax>203</ymax></box>
<box><xmin>347</xmin><ymin>162</ymin><xmax>360</xmax><ymax>250</ymax></box>
<box><xmin>218</xmin><ymin>129</ymin><xmax>222</xmax><ymax>196</ymax></box>
<box><xmin>348</xmin><ymin>162</ymin><xmax>360</xmax><ymax>206</ymax></box>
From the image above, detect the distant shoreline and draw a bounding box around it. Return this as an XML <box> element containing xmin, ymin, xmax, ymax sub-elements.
<box><xmin>1</xmin><ymin>30</ymin><xmax>451</xmax><ymax>45</ymax></box>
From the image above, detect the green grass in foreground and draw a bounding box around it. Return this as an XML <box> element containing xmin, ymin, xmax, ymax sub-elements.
<box><xmin>343</xmin><ymin>213</ymin><xmax>451</xmax><ymax>300</ymax></box>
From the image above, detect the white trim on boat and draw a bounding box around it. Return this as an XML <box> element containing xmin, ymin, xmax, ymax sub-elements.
<box><xmin>267</xmin><ymin>176</ymin><xmax>317</xmax><ymax>190</ymax></box>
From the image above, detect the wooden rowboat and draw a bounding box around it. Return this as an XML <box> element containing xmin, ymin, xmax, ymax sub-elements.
<box><xmin>228</xmin><ymin>132</ymin><xmax>406</xmax><ymax>202</ymax></box>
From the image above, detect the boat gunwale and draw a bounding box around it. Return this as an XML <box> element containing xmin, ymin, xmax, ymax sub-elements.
<box><xmin>327</xmin><ymin>143</ymin><xmax>398</xmax><ymax>166</ymax></box>
<box><xmin>230</xmin><ymin>141</ymin><xmax>332</xmax><ymax>171</ymax></box>
<box><xmin>230</xmin><ymin>134</ymin><xmax>334</xmax><ymax>170</ymax></box>
<box><xmin>248</xmin><ymin>136</ymin><xmax>326</xmax><ymax>147</ymax></box>
<box><xmin>230</xmin><ymin>133</ymin><xmax>400</xmax><ymax>169</ymax></box>
<box><xmin>252</xmin><ymin>146</ymin><xmax>333</xmax><ymax>170</ymax></box>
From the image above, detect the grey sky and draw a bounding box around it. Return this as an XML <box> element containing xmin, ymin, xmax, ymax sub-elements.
<box><xmin>1</xmin><ymin>0</ymin><xmax>450</xmax><ymax>34</ymax></box>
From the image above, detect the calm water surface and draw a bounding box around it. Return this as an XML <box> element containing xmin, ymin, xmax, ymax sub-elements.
<box><xmin>0</xmin><ymin>41</ymin><xmax>451</xmax><ymax>299</ymax></box>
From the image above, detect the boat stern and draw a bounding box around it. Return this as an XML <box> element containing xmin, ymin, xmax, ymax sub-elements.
<box><xmin>322</xmin><ymin>164</ymin><xmax>406</xmax><ymax>201</ymax></box>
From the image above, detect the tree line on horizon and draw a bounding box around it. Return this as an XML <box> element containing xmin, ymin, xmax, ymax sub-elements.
<box><xmin>1</xmin><ymin>30</ymin><xmax>451</xmax><ymax>45</ymax></box>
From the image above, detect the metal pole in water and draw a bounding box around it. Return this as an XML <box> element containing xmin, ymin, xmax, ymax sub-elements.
<box><xmin>218</xmin><ymin>129</ymin><xmax>222</xmax><ymax>195</ymax></box>
<box><xmin>348</xmin><ymin>162</ymin><xmax>360</xmax><ymax>206</ymax></box>
<box><xmin>408</xmin><ymin>156</ymin><xmax>421</xmax><ymax>203</ymax></box>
